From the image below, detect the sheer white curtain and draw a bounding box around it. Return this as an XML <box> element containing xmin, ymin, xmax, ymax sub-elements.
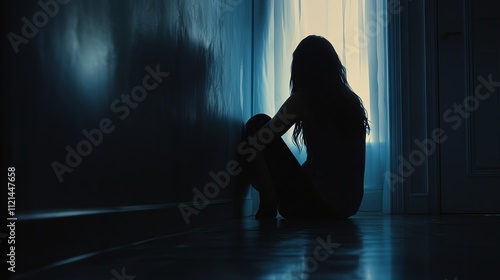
<box><xmin>253</xmin><ymin>0</ymin><xmax>390</xmax><ymax>211</ymax></box>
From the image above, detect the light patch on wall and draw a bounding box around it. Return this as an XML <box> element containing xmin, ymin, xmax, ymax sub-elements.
<box><xmin>62</xmin><ymin>15</ymin><xmax>113</xmax><ymax>102</ymax></box>
<box><xmin>38</xmin><ymin>2</ymin><xmax>116</xmax><ymax>105</ymax></box>
<box><xmin>71</xmin><ymin>33</ymin><xmax>111</xmax><ymax>96</ymax></box>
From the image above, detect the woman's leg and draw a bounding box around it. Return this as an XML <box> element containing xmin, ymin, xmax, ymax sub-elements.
<box><xmin>242</xmin><ymin>114</ymin><xmax>278</xmax><ymax>218</ymax></box>
<box><xmin>261</xmin><ymin>136</ymin><xmax>322</xmax><ymax>219</ymax></box>
<box><xmin>242</xmin><ymin>114</ymin><xmax>326</xmax><ymax>219</ymax></box>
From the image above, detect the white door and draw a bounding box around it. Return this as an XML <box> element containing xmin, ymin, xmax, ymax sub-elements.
<box><xmin>438</xmin><ymin>0</ymin><xmax>500</xmax><ymax>213</ymax></box>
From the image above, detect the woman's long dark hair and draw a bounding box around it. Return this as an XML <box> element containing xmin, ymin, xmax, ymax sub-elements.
<box><xmin>290</xmin><ymin>35</ymin><xmax>369</xmax><ymax>148</ymax></box>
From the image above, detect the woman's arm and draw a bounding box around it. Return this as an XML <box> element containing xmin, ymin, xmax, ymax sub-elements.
<box><xmin>238</xmin><ymin>91</ymin><xmax>305</xmax><ymax>163</ymax></box>
<box><xmin>257</xmin><ymin>90</ymin><xmax>305</xmax><ymax>139</ymax></box>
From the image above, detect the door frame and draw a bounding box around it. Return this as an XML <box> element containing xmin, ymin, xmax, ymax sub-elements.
<box><xmin>388</xmin><ymin>0</ymin><xmax>442</xmax><ymax>214</ymax></box>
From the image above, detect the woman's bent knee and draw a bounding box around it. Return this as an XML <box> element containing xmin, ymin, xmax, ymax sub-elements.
<box><xmin>245</xmin><ymin>114</ymin><xmax>271</xmax><ymax>136</ymax></box>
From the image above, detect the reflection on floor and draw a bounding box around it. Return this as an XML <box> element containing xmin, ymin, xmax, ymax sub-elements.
<box><xmin>15</xmin><ymin>214</ymin><xmax>500</xmax><ymax>279</ymax></box>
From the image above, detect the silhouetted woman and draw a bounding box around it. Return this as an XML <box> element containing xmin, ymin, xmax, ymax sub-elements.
<box><xmin>242</xmin><ymin>35</ymin><xmax>369</xmax><ymax>219</ymax></box>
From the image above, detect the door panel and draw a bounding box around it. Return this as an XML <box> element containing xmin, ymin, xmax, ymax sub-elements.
<box><xmin>439</xmin><ymin>0</ymin><xmax>500</xmax><ymax>213</ymax></box>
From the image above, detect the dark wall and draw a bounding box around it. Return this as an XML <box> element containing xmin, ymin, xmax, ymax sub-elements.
<box><xmin>2</xmin><ymin>0</ymin><xmax>253</xmax><ymax>273</ymax></box>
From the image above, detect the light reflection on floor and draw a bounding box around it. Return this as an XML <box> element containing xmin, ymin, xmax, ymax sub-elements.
<box><xmin>13</xmin><ymin>214</ymin><xmax>500</xmax><ymax>279</ymax></box>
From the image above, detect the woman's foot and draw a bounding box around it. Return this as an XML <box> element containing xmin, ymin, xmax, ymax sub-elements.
<box><xmin>255</xmin><ymin>192</ymin><xmax>278</xmax><ymax>219</ymax></box>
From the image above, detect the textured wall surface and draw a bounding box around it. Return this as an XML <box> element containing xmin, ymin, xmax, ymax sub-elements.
<box><xmin>2</xmin><ymin>0</ymin><xmax>253</xmax><ymax>272</ymax></box>
<box><xmin>4</xmin><ymin>0</ymin><xmax>252</xmax><ymax>211</ymax></box>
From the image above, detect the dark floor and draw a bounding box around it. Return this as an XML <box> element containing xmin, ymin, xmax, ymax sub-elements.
<box><xmin>14</xmin><ymin>214</ymin><xmax>500</xmax><ymax>280</ymax></box>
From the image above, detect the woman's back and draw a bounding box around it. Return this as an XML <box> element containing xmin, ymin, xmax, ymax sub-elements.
<box><xmin>289</xmin><ymin>35</ymin><xmax>368</xmax><ymax>216</ymax></box>
<box><xmin>302</xmin><ymin>115</ymin><xmax>366</xmax><ymax>215</ymax></box>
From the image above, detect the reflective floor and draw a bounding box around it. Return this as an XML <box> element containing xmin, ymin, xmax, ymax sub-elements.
<box><xmin>16</xmin><ymin>214</ymin><xmax>500</xmax><ymax>279</ymax></box>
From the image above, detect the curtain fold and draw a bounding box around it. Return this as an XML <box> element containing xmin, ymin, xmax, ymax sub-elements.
<box><xmin>253</xmin><ymin>0</ymin><xmax>390</xmax><ymax>201</ymax></box>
